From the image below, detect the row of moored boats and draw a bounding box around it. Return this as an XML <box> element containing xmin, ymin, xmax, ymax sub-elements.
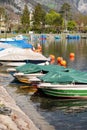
<box><xmin>0</xmin><ymin>35</ymin><xmax>87</xmax><ymax>99</ymax></box>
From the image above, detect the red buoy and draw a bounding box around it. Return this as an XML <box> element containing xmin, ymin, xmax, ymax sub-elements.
<box><xmin>70</xmin><ymin>53</ymin><xmax>75</xmax><ymax>58</ymax></box>
<box><xmin>60</xmin><ymin>60</ymin><xmax>67</xmax><ymax>67</ymax></box>
<box><xmin>57</xmin><ymin>57</ymin><xmax>63</xmax><ymax>63</ymax></box>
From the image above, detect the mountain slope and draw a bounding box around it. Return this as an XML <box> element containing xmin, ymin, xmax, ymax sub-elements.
<box><xmin>0</xmin><ymin>0</ymin><xmax>87</xmax><ymax>14</ymax></box>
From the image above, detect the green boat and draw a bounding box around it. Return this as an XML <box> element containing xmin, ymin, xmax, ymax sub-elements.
<box><xmin>38</xmin><ymin>70</ymin><xmax>87</xmax><ymax>98</ymax></box>
<box><xmin>38</xmin><ymin>83</ymin><xmax>87</xmax><ymax>98</ymax></box>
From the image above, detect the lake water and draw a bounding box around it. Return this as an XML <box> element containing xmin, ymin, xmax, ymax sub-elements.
<box><xmin>1</xmin><ymin>38</ymin><xmax>87</xmax><ymax>130</ymax></box>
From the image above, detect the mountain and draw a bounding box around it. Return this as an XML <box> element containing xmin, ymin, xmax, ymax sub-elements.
<box><xmin>1</xmin><ymin>0</ymin><xmax>87</xmax><ymax>14</ymax></box>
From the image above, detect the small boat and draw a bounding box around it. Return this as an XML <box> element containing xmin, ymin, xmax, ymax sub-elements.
<box><xmin>14</xmin><ymin>72</ymin><xmax>44</xmax><ymax>84</ymax></box>
<box><xmin>0</xmin><ymin>35</ymin><xmax>29</xmax><ymax>42</ymax></box>
<box><xmin>8</xmin><ymin>63</ymin><xmax>65</xmax><ymax>77</ymax></box>
<box><xmin>66</xmin><ymin>34</ymin><xmax>80</xmax><ymax>39</ymax></box>
<box><xmin>37</xmin><ymin>70</ymin><xmax>87</xmax><ymax>98</ymax></box>
<box><xmin>0</xmin><ymin>47</ymin><xmax>49</xmax><ymax>67</ymax></box>
<box><xmin>54</xmin><ymin>35</ymin><xmax>61</xmax><ymax>40</ymax></box>
<box><xmin>38</xmin><ymin>83</ymin><xmax>87</xmax><ymax>98</ymax></box>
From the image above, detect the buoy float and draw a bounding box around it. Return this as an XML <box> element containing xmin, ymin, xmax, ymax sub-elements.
<box><xmin>60</xmin><ymin>60</ymin><xmax>67</xmax><ymax>67</ymax></box>
<box><xmin>50</xmin><ymin>59</ymin><xmax>55</xmax><ymax>64</ymax></box>
<box><xmin>70</xmin><ymin>57</ymin><xmax>75</xmax><ymax>61</ymax></box>
<box><xmin>49</xmin><ymin>55</ymin><xmax>55</xmax><ymax>64</ymax></box>
<box><xmin>70</xmin><ymin>53</ymin><xmax>75</xmax><ymax>58</ymax></box>
<box><xmin>57</xmin><ymin>57</ymin><xmax>63</xmax><ymax>63</ymax></box>
<box><xmin>49</xmin><ymin>55</ymin><xmax>55</xmax><ymax>60</ymax></box>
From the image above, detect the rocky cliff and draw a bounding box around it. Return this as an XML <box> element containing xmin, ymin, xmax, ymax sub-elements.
<box><xmin>0</xmin><ymin>0</ymin><xmax>87</xmax><ymax>14</ymax></box>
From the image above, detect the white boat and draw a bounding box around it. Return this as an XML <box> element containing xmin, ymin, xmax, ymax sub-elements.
<box><xmin>38</xmin><ymin>83</ymin><xmax>87</xmax><ymax>98</ymax></box>
<box><xmin>0</xmin><ymin>43</ymin><xmax>14</xmax><ymax>49</ymax></box>
<box><xmin>0</xmin><ymin>38</ymin><xmax>15</xmax><ymax>42</ymax></box>
<box><xmin>13</xmin><ymin>72</ymin><xmax>44</xmax><ymax>84</ymax></box>
<box><xmin>0</xmin><ymin>35</ymin><xmax>28</xmax><ymax>42</ymax></box>
<box><xmin>0</xmin><ymin>47</ymin><xmax>49</xmax><ymax>67</ymax></box>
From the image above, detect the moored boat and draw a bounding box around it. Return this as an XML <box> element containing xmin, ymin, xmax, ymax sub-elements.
<box><xmin>38</xmin><ymin>83</ymin><xmax>87</xmax><ymax>98</ymax></box>
<box><xmin>0</xmin><ymin>47</ymin><xmax>49</xmax><ymax>67</ymax></box>
<box><xmin>14</xmin><ymin>72</ymin><xmax>44</xmax><ymax>84</ymax></box>
<box><xmin>66</xmin><ymin>34</ymin><xmax>80</xmax><ymax>39</ymax></box>
<box><xmin>37</xmin><ymin>70</ymin><xmax>87</xmax><ymax>98</ymax></box>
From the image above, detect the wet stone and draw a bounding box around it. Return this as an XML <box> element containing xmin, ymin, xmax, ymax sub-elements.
<box><xmin>0</xmin><ymin>106</ymin><xmax>12</xmax><ymax>116</ymax></box>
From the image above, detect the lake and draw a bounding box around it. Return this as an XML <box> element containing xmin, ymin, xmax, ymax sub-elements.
<box><xmin>1</xmin><ymin>37</ymin><xmax>87</xmax><ymax>130</ymax></box>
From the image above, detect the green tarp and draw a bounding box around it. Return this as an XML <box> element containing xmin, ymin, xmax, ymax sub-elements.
<box><xmin>16</xmin><ymin>63</ymin><xmax>41</xmax><ymax>74</ymax></box>
<box><xmin>16</xmin><ymin>63</ymin><xmax>87</xmax><ymax>84</ymax></box>
<box><xmin>16</xmin><ymin>63</ymin><xmax>67</xmax><ymax>74</ymax></box>
<box><xmin>38</xmin><ymin>70</ymin><xmax>87</xmax><ymax>84</ymax></box>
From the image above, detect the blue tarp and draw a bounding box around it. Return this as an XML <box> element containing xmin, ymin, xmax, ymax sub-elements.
<box><xmin>3</xmin><ymin>40</ymin><xmax>33</xmax><ymax>49</ymax></box>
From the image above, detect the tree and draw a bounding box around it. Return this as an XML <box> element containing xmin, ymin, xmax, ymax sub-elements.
<box><xmin>67</xmin><ymin>20</ymin><xmax>77</xmax><ymax>31</ymax></box>
<box><xmin>32</xmin><ymin>3</ymin><xmax>46</xmax><ymax>32</ymax></box>
<box><xmin>59</xmin><ymin>3</ymin><xmax>71</xmax><ymax>20</ymax></box>
<box><xmin>59</xmin><ymin>3</ymin><xmax>72</xmax><ymax>30</ymax></box>
<box><xmin>21</xmin><ymin>4</ymin><xmax>30</xmax><ymax>33</ymax></box>
<box><xmin>45</xmin><ymin>10</ymin><xmax>63</xmax><ymax>32</ymax></box>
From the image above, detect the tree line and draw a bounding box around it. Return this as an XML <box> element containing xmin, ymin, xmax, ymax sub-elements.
<box><xmin>0</xmin><ymin>3</ymin><xmax>87</xmax><ymax>33</ymax></box>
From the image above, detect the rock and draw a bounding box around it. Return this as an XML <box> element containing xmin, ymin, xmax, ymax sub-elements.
<box><xmin>0</xmin><ymin>86</ymin><xmax>39</xmax><ymax>130</ymax></box>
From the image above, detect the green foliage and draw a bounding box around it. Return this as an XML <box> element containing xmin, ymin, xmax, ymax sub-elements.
<box><xmin>45</xmin><ymin>10</ymin><xmax>63</xmax><ymax>32</ymax></box>
<box><xmin>21</xmin><ymin>4</ymin><xmax>30</xmax><ymax>33</ymax></box>
<box><xmin>32</xmin><ymin>3</ymin><xmax>46</xmax><ymax>32</ymax></box>
<box><xmin>59</xmin><ymin>3</ymin><xmax>71</xmax><ymax>20</ymax></box>
<box><xmin>67</xmin><ymin>20</ymin><xmax>77</xmax><ymax>31</ymax></box>
<box><xmin>46</xmin><ymin>10</ymin><xmax>63</xmax><ymax>26</ymax></box>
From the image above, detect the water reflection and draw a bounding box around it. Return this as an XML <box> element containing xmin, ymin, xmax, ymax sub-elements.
<box><xmin>42</xmin><ymin>39</ymin><xmax>87</xmax><ymax>71</ymax></box>
<box><xmin>30</xmin><ymin>93</ymin><xmax>87</xmax><ymax>113</ymax></box>
<box><xmin>9</xmin><ymin>81</ymin><xmax>38</xmax><ymax>96</ymax></box>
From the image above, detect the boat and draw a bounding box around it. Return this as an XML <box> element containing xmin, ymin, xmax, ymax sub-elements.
<box><xmin>7</xmin><ymin>62</ymin><xmax>66</xmax><ymax>76</ymax></box>
<box><xmin>13</xmin><ymin>72</ymin><xmax>44</xmax><ymax>84</ymax></box>
<box><xmin>0</xmin><ymin>34</ymin><xmax>29</xmax><ymax>42</ymax></box>
<box><xmin>37</xmin><ymin>70</ymin><xmax>87</xmax><ymax>98</ymax></box>
<box><xmin>54</xmin><ymin>35</ymin><xmax>61</xmax><ymax>40</ymax></box>
<box><xmin>0</xmin><ymin>42</ymin><xmax>15</xmax><ymax>49</ymax></box>
<box><xmin>38</xmin><ymin>83</ymin><xmax>87</xmax><ymax>98</ymax></box>
<box><xmin>66</xmin><ymin>34</ymin><xmax>80</xmax><ymax>39</ymax></box>
<box><xmin>8</xmin><ymin>63</ymin><xmax>67</xmax><ymax>84</ymax></box>
<box><xmin>0</xmin><ymin>47</ymin><xmax>49</xmax><ymax>67</ymax></box>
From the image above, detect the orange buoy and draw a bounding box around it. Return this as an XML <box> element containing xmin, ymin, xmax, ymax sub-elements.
<box><xmin>49</xmin><ymin>55</ymin><xmax>55</xmax><ymax>60</ymax></box>
<box><xmin>60</xmin><ymin>60</ymin><xmax>67</xmax><ymax>67</ymax></box>
<box><xmin>70</xmin><ymin>57</ymin><xmax>75</xmax><ymax>61</ymax></box>
<box><xmin>37</xmin><ymin>44</ymin><xmax>42</xmax><ymax>50</ymax></box>
<box><xmin>50</xmin><ymin>59</ymin><xmax>55</xmax><ymax>64</ymax></box>
<box><xmin>70</xmin><ymin>53</ymin><xmax>75</xmax><ymax>58</ymax></box>
<box><xmin>57</xmin><ymin>57</ymin><xmax>63</xmax><ymax>63</ymax></box>
<box><xmin>49</xmin><ymin>54</ymin><xmax>55</xmax><ymax>64</ymax></box>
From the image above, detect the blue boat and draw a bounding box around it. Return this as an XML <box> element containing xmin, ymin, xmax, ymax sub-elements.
<box><xmin>54</xmin><ymin>35</ymin><xmax>61</xmax><ymax>40</ymax></box>
<box><xmin>66</xmin><ymin>34</ymin><xmax>80</xmax><ymax>39</ymax></box>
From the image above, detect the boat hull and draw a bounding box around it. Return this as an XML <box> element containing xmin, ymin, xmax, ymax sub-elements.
<box><xmin>14</xmin><ymin>73</ymin><xmax>44</xmax><ymax>84</ymax></box>
<box><xmin>38</xmin><ymin>83</ymin><xmax>87</xmax><ymax>98</ymax></box>
<box><xmin>1</xmin><ymin>62</ymin><xmax>26</xmax><ymax>67</ymax></box>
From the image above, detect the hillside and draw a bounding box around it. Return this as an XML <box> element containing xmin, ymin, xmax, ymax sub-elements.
<box><xmin>0</xmin><ymin>0</ymin><xmax>87</xmax><ymax>14</ymax></box>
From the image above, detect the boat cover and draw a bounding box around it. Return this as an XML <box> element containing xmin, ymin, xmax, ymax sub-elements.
<box><xmin>38</xmin><ymin>70</ymin><xmax>87</xmax><ymax>84</ymax></box>
<box><xmin>3</xmin><ymin>40</ymin><xmax>33</xmax><ymax>49</ymax></box>
<box><xmin>16</xmin><ymin>63</ymin><xmax>70</xmax><ymax>74</ymax></box>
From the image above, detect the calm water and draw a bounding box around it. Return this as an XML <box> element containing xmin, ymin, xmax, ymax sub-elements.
<box><xmin>1</xmin><ymin>38</ymin><xmax>87</xmax><ymax>130</ymax></box>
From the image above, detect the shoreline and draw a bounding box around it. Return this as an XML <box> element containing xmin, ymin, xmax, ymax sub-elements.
<box><xmin>0</xmin><ymin>85</ymin><xmax>39</xmax><ymax>130</ymax></box>
<box><xmin>0</xmin><ymin>81</ymin><xmax>55</xmax><ymax>130</ymax></box>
